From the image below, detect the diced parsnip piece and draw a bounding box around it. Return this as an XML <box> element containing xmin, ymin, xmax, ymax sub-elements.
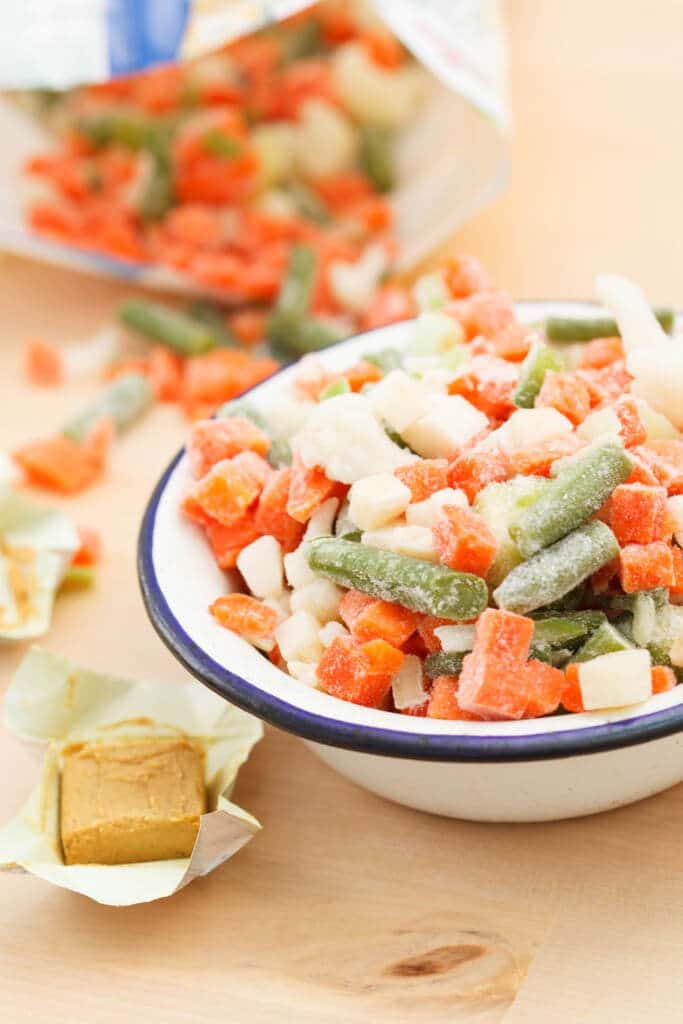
<box><xmin>367</xmin><ymin>369</ymin><xmax>430</xmax><ymax>434</ymax></box>
<box><xmin>577</xmin><ymin>406</ymin><xmax>621</xmax><ymax>442</ymax></box>
<box><xmin>434</xmin><ymin>624</ymin><xmax>476</xmax><ymax>653</ymax></box>
<box><xmin>296</xmin><ymin>393</ymin><xmax>416</xmax><ymax>483</ymax></box>
<box><xmin>287</xmin><ymin>660</ymin><xmax>319</xmax><ymax>687</ymax></box>
<box><xmin>500</xmin><ymin>407</ymin><xmax>574</xmax><ymax>451</ymax></box>
<box><xmin>275</xmin><ymin>611</ymin><xmax>323</xmax><ymax>663</ymax></box>
<box><xmin>319</xmin><ymin>620</ymin><xmax>350</xmax><ymax>647</ymax></box>
<box><xmin>402</xmin><ymin>395</ymin><xmax>488</xmax><ymax>458</ymax></box>
<box><xmin>634</xmin><ymin>399</ymin><xmax>680</xmax><ymax>440</ymax></box>
<box><xmin>290</xmin><ymin>578</ymin><xmax>342</xmax><ymax>623</ymax></box>
<box><xmin>294</xmin><ymin>99</ymin><xmax>357</xmax><ymax>180</ymax></box>
<box><xmin>284</xmin><ymin>545</ymin><xmax>317</xmax><ymax>589</ymax></box>
<box><xmin>348</xmin><ymin>473</ymin><xmax>411</xmax><ymax>531</ymax></box>
<box><xmin>405</xmin><ymin>487</ymin><xmax>469</xmax><ymax>528</ymax></box>
<box><xmin>236</xmin><ymin>535</ymin><xmax>284</xmax><ymax>598</ymax></box>
<box><xmin>305</xmin><ymin>497</ymin><xmax>340</xmax><ymax>540</ymax></box>
<box><xmin>361</xmin><ymin>524</ymin><xmax>438</xmax><ymax>562</ymax></box>
<box><xmin>667</xmin><ymin>495</ymin><xmax>683</xmax><ymax>546</ymax></box>
<box><xmin>391</xmin><ymin>655</ymin><xmax>427</xmax><ymax>710</ymax></box>
<box><xmin>414</xmin><ymin>271</ymin><xmax>450</xmax><ymax>311</ymax></box>
<box><xmin>409</xmin><ymin>312</ymin><xmax>464</xmax><ymax>355</ymax></box>
<box><xmin>577</xmin><ymin>648</ymin><xmax>652</xmax><ymax>710</ymax></box>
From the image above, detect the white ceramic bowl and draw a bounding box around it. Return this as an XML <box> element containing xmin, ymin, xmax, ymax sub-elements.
<box><xmin>138</xmin><ymin>305</ymin><xmax>683</xmax><ymax>822</ymax></box>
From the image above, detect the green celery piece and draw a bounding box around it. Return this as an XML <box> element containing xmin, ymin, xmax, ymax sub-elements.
<box><xmin>513</xmin><ymin>342</ymin><xmax>564</xmax><ymax>408</ymax></box>
<box><xmin>570</xmin><ymin>620</ymin><xmax>634</xmax><ymax>662</ymax></box>
<box><xmin>511</xmin><ymin>438</ymin><xmax>633</xmax><ymax>558</ymax></box>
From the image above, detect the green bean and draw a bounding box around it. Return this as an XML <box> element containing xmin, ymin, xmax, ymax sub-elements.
<box><xmin>78</xmin><ymin>113</ymin><xmax>173</xmax><ymax>153</ymax></box>
<box><xmin>511</xmin><ymin>438</ymin><xmax>632</xmax><ymax>558</ymax></box>
<box><xmin>570</xmin><ymin>620</ymin><xmax>634</xmax><ymax>662</ymax></box>
<box><xmin>119</xmin><ymin>299</ymin><xmax>219</xmax><ymax>355</ymax></box>
<box><xmin>62</xmin><ymin>372</ymin><xmax>154</xmax><ymax>443</ymax></box>
<box><xmin>286</xmin><ymin>182</ymin><xmax>331</xmax><ymax>224</ymax></box>
<box><xmin>531</xmin><ymin>612</ymin><xmax>606</xmax><ymax>648</ymax></box>
<box><xmin>424</xmin><ymin>651</ymin><xmax>465</xmax><ymax>678</ymax></box>
<box><xmin>201</xmin><ymin>130</ymin><xmax>242</xmax><ymax>158</ymax></box>
<box><xmin>306</xmin><ymin>538</ymin><xmax>488</xmax><ymax>620</ymax></box>
<box><xmin>363</xmin><ymin>348</ymin><xmax>402</xmax><ymax>374</ymax></box>
<box><xmin>545</xmin><ymin>307</ymin><xmax>675</xmax><ymax>341</ymax></box>
<box><xmin>512</xmin><ymin>342</ymin><xmax>564</xmax><ymax>408</ymax></box>
<box><xmin>493</xmin><ymin>521</ymin><xmax>620</xmax><ymax>614</ymax></box>
<box><xmin>276</xmin><ymin>244</ymin><xmax>317</xmax><ymax>320</ymax></box>
<box><xmin>267</xmin><ymin>311</ymin><xmax>340</xmax><ymax>357</ymax></box>
<box><xmin>186</xmin><ymin>300</ymin><xmax>237</xmax><ymax>347</ymax></box>
<box><xmin>280</xmin><ymin>18</ymin><xmax>322</xmax><ymax>60</ymax></box>
<box><xmin>138</xmin><ymin>152</ymin><xmax>175</xmax><ymax>222</ymax></box>
<box><xmin>358</xmin><ymin>126</ymin><xmax>395</xmax><ymax>193</ymax></box>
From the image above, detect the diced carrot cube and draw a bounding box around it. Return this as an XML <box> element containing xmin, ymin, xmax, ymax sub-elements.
<box><xmin>609</xmin><ymin>484</ymin><xmax>671</xmax><ymax>545</ymax></box>
<box><xmin>576</xmin><ymin>362</ymin><xmax>632</xmax><ymax>406</ymax></box>
<box><xmin>395</xmin><ymin>460</ymin><xmax>449</xmax><ymax>502</ymax></box>
<box><xmin>339</xmin><ymin>589</ymin><xmax>377</xmax><ymax>630</ymax></box>
<box><xmin>205</xmin><ymin>511</ymin><xmax>261</xmax><ymax>569</ymax></box>
<box><xmin>73</xmin><ymin>527</ymin><xmax>101</xmax><ymax>566</ymax></box>
<box><xmin>360</xmin><ymin>638</ymin><xmax>404</xmax><ymax>675</ymax></box>
<box><xmin>511</xmin><ymin>435</ymin><xmax>584</xmax><ymax>477</ymax></box>
<box><xmin>432</xmin><ymin>505</ymin><xmax>497</xmax><ymax>577</ymax></box>
<box><xmin>456</xmin><ymin>609</ymin><xmax>534</xmax><ymax>720</ymax></box>
<box><xmin>535</xmin><ymin>371</ymin><xmax>591</xmax><ymax>426</ymax></box>
<box><xmin>447</xmin><ymin>291</ymin><xmax>515</xmax><ymax>341</ymax></box>
<box><xmin>359</xmin><ymin>29</ymin><xmax>404</xmax><ymax>69</ymax></box>
<box><xmin>417</xmin><ymin>615</ymin><xmax>456</xmax><ymax>653</ymax></box>
<box><xmin>350</xmin><ymin>599</ymin><xmax>418</xmax><ymax>647</ymax></box>
<box><xmin>316</xmin><ymin>636</ymin><xmax>395</xmax><ymax>708</ymax></box>
<box><xmin>490</xmin><ymin>323</ymin><xmax>535</xmax><ymax>362</ymax></box>
<box><xmin>652</xmin><ymin>665</ymin><xmax>677</xmax><ymax>694</ymax></box>
<box><xmin>577</xmin><ymin>336</ymin><xmax>624</xmax><ymax>370</ymax></box>
<box><xmin>522</xmin><ymin>660</ymin><xmax>566</xmax><ymax>718</ymax></box>
<box><xmin>181</xmin><ymin>493</ymin><xmax>215</xmax><ymax>527</ymax></box>
<box><xmin>188</xmin><ymin>417</ymin><xmax>270</xmax><ymax>478</ymax></box>
<box><xmin>181</xmin><ymin>349</ymin><xmax>279</xmax><ymax>416</ymax></box>
<box><xmin>228</xmin><ymin>309</ymin><xmax>267</xmax><ymax>347</ymax></box>
<box><xmin>447</xmin><ymin>448</ymin><xmax>511</xmax><ymax>502</ymax></box>
<box><xmin>401</xmin><ymin>700</ymin><xmax>429</xmax><ymax>716</ymax></box>
<box><xmin>443</xmin><ymin>255</ymin><xmax>491</xmax><ymax>299</ymax></box>
<box><xmin>427</xmin><ymin>676</ymin><xmax>484</xmax><ymax>720</ymax></box>
<box><xmin>13</xmin><ymin>435</ymin><xmax>101</xmax><ymax>494</ymax></box>
<box><xmin>148</xmin><ymin>345</ymin><xmax>183</xmax><ymax>402</ymax></box>
<box><xmin>254</xmin><ymin>467</ymin><xmax>305</xmax><ymax>552</ymax></box>
<box><xmin>191</xmin><ymin>451</ymin><xmax>269</xmax><ymax>527</ymax></box>
<box><xmin>448</xmin><ymin>361</ymin><xmax>516</xmax><ymax>421</ymax></box>
<box><xmin>360</xmin><ymin>285</ymin><xmax>416</xmax><ymax>332</ymax></box>
<box><xmin>343</xmin><ymin>360</ymin><xmax>383</xmax><ymax>392</ymax></box>
<box><xmin>612</xmin><ymin>394</ymin><xmax>647</xmax><ymax>448</ymax></box>
<box><xmin>286</xmin><ymin>453</ymin><xmax>340</xmax><ymax>523</ymax></box>
<box><xmin>626</xmin><ymin>451</ymin><xmax>660</xmax><ymax>486</ymax></box>
<box><xmin>671</xmin><ymin>546</ymin><xmax>683</xmax><ymax>596</ymax></box>
<box><xmin>634</xmin><ymin>441</ymin><xmax>683</xmax><ymax>495</ymax></box>
<box><xmin>24</xmin><ymin>337</ymin><xmax>63</xmax><ymax>386</ymax></box>
<box><xmin>619</xmin><ymin>542</ymin><xmax>675</xmax><ymax>592</ymax></box>
<box><xmin>562</xmin><ymin>663</ymin><xmax>584</xmax><ymax>713</ymax></box>
<box><xmin>209</xmin><ymin>592</ymin><xmax>279</xmax><ymax>640</ymax></box>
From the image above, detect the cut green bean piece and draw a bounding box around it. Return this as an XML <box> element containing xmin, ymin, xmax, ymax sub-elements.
<box><xmin>277</xmin><ymin>244</ymin><xmax>316</xmax><ymax>320</ymax></box>
<box><xmin>119</xmin><ymin>299</ymin><xmax>219</xmax><ymax>355</ymax></box>
<box><xmin>359</xmin><ymin>126</ymin><xmax>395</xmax><ymax>193</ymax></box>
<box><xmin>513</xmin><ymin>342</ymin><xmax>564</xmax><ymax>408</ymax></box>
<box><xmin>306</xmin><ymin>538</ymin><xmax>488</xmax><ymax>620</ymax></box>
<box><xmin>62</xmin><ymin>372</ymin><xmax>154</xmax><ymax>443</ymax></box>
<box><xmin>186</xmin><ymin>299</ymin><xmax>236</xmax><ymax>347</ymax></box>
<box><xmin>267</xmin><ymin>311</ymin><xmax>340</xmax><ymax>357</ymax></box>
<box><xmin>545</xmin><ymin>307</ymin><xmax>675</xmax><ymax>341</ymax></box>
<box><xmin>494</xmin><ymin>521</ymin><xmax>619</xmax><ymax>614</ymax></box>
<box><xmin>363</xmin><ymin>347</ymin><xmax>402</xmax><ymax>374</ymax></box>
<box><xmin>201</xmin><ymin>130</ymin><xmax>242</xmax><ymax>158</ymax></box>
<box><xmin>531</xmin><ymin>612</ymin><xmax>606</xmax><ymax>648</ymax></box>
<box><xmin>216</xmin><ymin>400</ymin><xmax>267</xmax><ymax>429</ymax></box>
<box><xmin>59</xmin><ymin>565</ymin><xmax>96</xmax><ymax>590</ymax></box>
<box><xmin>78</xmin><ymin>113</ymin><xmax>174</xmax><ymax>154</ymax></box>
<box><xmin>570</xmin><ymin>620</ymin><xmax>634</xmax><ymax>662</ymax></box>
<box><xmin>511</xmin><ymin>438</ymin><xmax>632</xmax><ymax>558</ymax></box>
<box><xmin>287</xmin><ymin>182</ymin><xmax>330</xmax><ymax>224</ymax></box>
<box><xmin>138</xmin><ymin>152</ymin><xmax>175</xmax><ymax>222</ymax></box>
<box><xmin>424</xmin><ymin>651</ymin><xmax>465</xmax><ymax>678</ymax></box>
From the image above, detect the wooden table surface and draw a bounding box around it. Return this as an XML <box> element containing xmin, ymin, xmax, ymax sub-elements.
<box><xmin>3</xmin><ymin>2</ymin><xmax>683</xmax><ymax>1020</ymax></box>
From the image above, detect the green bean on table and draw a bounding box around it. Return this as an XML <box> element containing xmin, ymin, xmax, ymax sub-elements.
<box><xmin>119</xmin><ymin>299</ymin><xmax>221</xmax><ymax>355</ymax></box>
<box><xmin>62</xmin><ymin>372</ymin><xmax>154</xmax><ymax>443</ymax></box>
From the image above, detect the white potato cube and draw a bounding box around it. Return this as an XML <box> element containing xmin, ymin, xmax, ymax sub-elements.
<box><xmin>392</xmin><ymin>655</ymin><xmax>427</xmax><ymax>710</ymax></box>
<box><xmin>409</xmin><ymin>312</ymin><xmax>464</xmax><ymax>355</ymax></box>
<box><xmin>287</xmin><ymin>660</ymin><xmax>319</xmax><ymax>688</ymax></box>
<box><xmin>577</xmin><ymin>406</ymin><xmax>622</xmax><ymax>443</ymax></box>
<box><xmin>348</xmin><ymin>474</ymin><xmax>411</xmax><ymax>531</ymax></box>
<box><xmin>578</xmin><ymin>649</ymin><xmax>652</xmax><ymax>711</ymax></box>
<box><xmin>366</xmin><ymin>370</ymin><xmax>429</xmax><ymax>434</ymax></box>
<box><xmin>405</xmin><ymin>487</ymin><xmax>468</xmax><ymax>528</ymax></box>
<box><xmin>305</xmin><ymin>497</ymin><xmax>340</xmax><ymax>540</ymax></box>
<box><xmin>402</xmin><ymin>395</ymin><xmax>488</xmax><ymax>458</ymax></box>
<box><xmin>275</xmin><ymin>611</ymin><xmax>323</xmax><ymax>664</ymax></box>
<box><xmin>668</xmin><ymin>495</ymin><xmax>683</xmax><ymax>546</ymax></box>
<box><xmin>434</xmin><ymin>624</ymin><xmax>476</xmax><ymax>653</ymax></box>
<box><xmin>290</xmin><ymin>579</ymin><xmax>342</xmax><ymax>623</ymax></box>
<box><xmin>319</xmin><ymin>621</ymin><xmax>349</xmax><ymax>647</ymax></box>
<box><xmin>284</xmin><ymin>545</ymin><xmax>316</xmax><ymax>589</ymax></box>
<box><xmin>361</xmin><ymin>525</ymin><xmax>438</xmax><ymax>562</ymax></box>
<box><xmin>296</xmin><ymin>393</ymin><xmax>417</xmax><ymax>483</ymax></box>
<box><xmin>236</xmin><ymin>535</ymin><xmax>284</xmax><ymax>598</ymax></box>
<box><xmin>501</xmin><ymin>407</ymin><xmax>574</xmax><ymax>451</ymax></box>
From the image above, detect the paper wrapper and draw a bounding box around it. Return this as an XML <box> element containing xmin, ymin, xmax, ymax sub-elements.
<box><xmin>0</xmin><ymin>474</ymin><xmax>79</xmax><ymax>642</ymax></box>
<box><xmin>0</xmin><ymin>648</ymin><xmax>263</xmax><ymax>905</ymax></box>
<box><xmin>0</xmin><ymin>0</ymin><xmax>508</xmax><ymax>287</ymax></box>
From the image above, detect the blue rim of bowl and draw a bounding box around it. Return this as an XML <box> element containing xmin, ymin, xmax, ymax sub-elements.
<box><xmin>138</xmin><ymin>312</ymin><xmax>683</xmax><ymax>763</ymax></box>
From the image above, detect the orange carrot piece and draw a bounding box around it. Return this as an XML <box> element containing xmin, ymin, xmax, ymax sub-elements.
<box><xmin>148</xmin><ymin>346</ymin><xmax>183</xmax><ymax>402</ymax></box>
<box><xmin>634</xmin><ymin>441</ymin><xmax>683</xmax><ymax>494</ymax></box>
<box><xmin>427</xmin><ymin>676</ymin><xmax>484</xmax><ymax>720</ymax></box>
<box><xmin>609</xmin><ymin>484</ymin><xmax>671</xmax><ymax>545</ymax></box>
<box><xmin>619</xmin><ymin>542</ymin><xmax>676</xmax><ymax>592</ymax></box>
<box><xmin>671</xmin><ymin>547</ymin><xmax>683</xmax><ymax>596</ymax></box>
<box><xmin>191</xmin><ymin>451</ymin><xmax>270</xmax><ymax>527</ymax></box>
<box><xmin>360</xmin><ymin>285</ymin><xmax>416</xmax><ymax>331</ymax></box>
<box><xmin>613</xmin><ymin>395</ymin><xmax>647</xmax><ymax>448</ymax></box>
<box><xmin>286</xmin><ymin>453</ymin><xmax>340</xmax><ymax>523</ymax></box>
<box><xmin>447</xmin><ymin>291</ymin><xmax>515</xmax><ymax>341</ymax></box>
<box><xmin>80</xmin><ymin>416</ymin><xmax>114</xmax><ymax>469</ymax></box>
<box><xmin>254</xmin><ymin>467</ymin><xmax>305</xmax><ymax>552</ymax></box>
<box><xmin>338</xmin><ymin>590</ymin><xmax>376</xmax><ymax>630</ymax></box>
<box><xmin>350</xmin><ymin>599</ymin><xmax>418</xmax><ymax>647</ymax></box>
<box><xmin>417</xmin><ymin>615</ymin><xmax>455</xmax><ymax>653</ymax></box>
<box><xmin>577</xmin><ymin>336</ymin><xmax>624</xmax><ymax>370</ymax></box>
<box><xmin>24</xmin><ymin>338</ymin><xmax>63</xmax><ymax>386</ymax></box>
<box><xmin>395</xmin><ymin>460</ymin><xmax>449</xmax><ymax>502</ymax></box>
<box><xmin>206</xmin><ymin>511</ymin><xmax>261</xmax><ymax>570</ymax></box>
<box><xmin>228</xmin><ymin>309</ymin><xmax>267</xmax><ymax>347</ymax></box>
<box><xmin>73</xmin><ymin>527</ymin><xmax>101</xmax><ymax>566</ymax></box>
<box><xmin>511</xmin><ymin>435</ymin><xmax>584</xmax><ymax>477</ymax></box>
<box><xmin>359</xmin><ymin>30</ymin><xmax>404</xmax><ymax>69</ymax></box>
<box><xmin>562</xmin><ymin>664</ymin><xmax>584</xmax><ymax>713</ymax></box>
<box><xmin>182</xmin><ymin>349</ymin><xmax>279</xmax><ymax>416</ymax></box>
<box><xmin>522</xmin><ymin>660</ymin><xmax>566</xmax><ymax>718</ymax></box>
<box><xmin>443</xmin><ymin>255</ymin><xmax>491</xmax><ymax>300</ymax></box>
<box><xmin>456</xmin><ymin>609</ymin><xmax>535</xmax><ymax>720</ymax></box>
<box><xmin>210</xmin><ymin>592</ymin><xmax>279</xmax><ymax>640</ymax></box>
<box><xmin>652</xmin><ymin>665</ymin><xmax>677</xmax><ymax>694</ymax></box>
<box><xmin>316</xmin><ymin>636</ymin><xmax>394</xmax><ymax>708</ymax></box>
<box><xmin>343</xmin><ymin>360</ymin><xmax>383</xmax><ymax>392</ymax></box>
<box><xmin>188</xmin><ymin>417</ymin><xmax>270</xmax><ymax>478</ymax></box>
<box><xmin>535</xmin><ymin>371</ymin><xmax>591</xmax><ymax>426</ymax></box>
<box><xmin>13</xmin><ymin>435</ymin><xmax>101</xmax><ymax>494</ymax></box>
<box><xmin>447</xmin><ymin>448</ymin><xmax>511</xmax><ymax>502</ymax></box>
<box><xmin>448</xmin><ymin>361</ymin><xmax>517</xmax><ymax>421</ymax></box>
<box><xmin>432</xmin><ymin>505</ymin><xmax>497</xmax><ymax>578</ymax></box>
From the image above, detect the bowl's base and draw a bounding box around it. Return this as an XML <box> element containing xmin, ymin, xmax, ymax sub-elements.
<box><xmin>305</xmin><ymin>732</ymin><xmax>683</xmax><ymax>822</ymax></box>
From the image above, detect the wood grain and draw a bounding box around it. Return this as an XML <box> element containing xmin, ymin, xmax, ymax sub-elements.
<box><xmin>3</xmin><ymin>2</ymin><xmax>683</xmax><ymax>1020</ymax></box>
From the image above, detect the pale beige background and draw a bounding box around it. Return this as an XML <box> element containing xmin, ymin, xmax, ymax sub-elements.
<box><xmin>2</xmin><ymin>2</ymin><xmax>683</xmax><ymax>1020</ymax></box>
